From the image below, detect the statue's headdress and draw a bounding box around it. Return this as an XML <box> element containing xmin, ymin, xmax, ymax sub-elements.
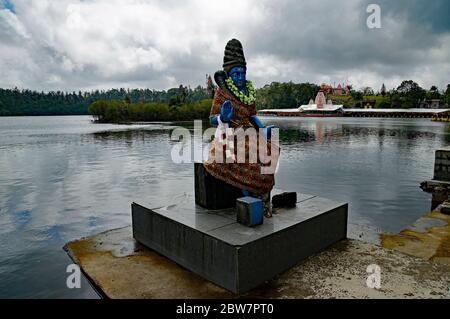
<box><xmin>223</xmin><ymin>39</ymin><xmax>246</xmax><ymax>74</ymax></box>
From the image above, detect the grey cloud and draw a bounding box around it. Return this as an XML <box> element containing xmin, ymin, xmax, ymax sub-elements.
<box><xmin>374</xmin><ymin>0</ymin><xmax>450</xmax><ymax>34</ymax></box>
<box><xmin>244</xmin><ymin>0</ymin><xmax>448</xmax><ymax>83</ymax></box>
<box><xmin>0</xmin><ymin>0</ymin><xmax>449</xmax><ymax>92</ymax></box>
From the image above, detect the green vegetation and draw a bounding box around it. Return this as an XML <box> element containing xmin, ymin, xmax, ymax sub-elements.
<box><xmin>255</xmin><ymin>80</ymin><xmax>449</xmax><ymax>110</ymax></box>
<box><xmin>364</xmin><ymin>95</ymin><xmax>391</xmax><ymax>108</ymax></box>
<box><xmin>329</xmin><ymin>95</ymin><xmax>390</xmax><ymax>108</ymax></box>
<box><xmin>331</xmin><ymin>80</ymin><xmax>449</xmax><ymax>109</ymax></box>
<box><xmin>330</xmin><ymin>95</ymin><xmax>353</xmax><ymax>107</ymax></box>
<box><xmin>0</xmin><ymin>85</ymin><xmax>210</xmax><ymax>116</ymax></box>
<box><xmin>256</xmin><ymin>82</ymin><xmax>320</xmax><ymax>110</ymax></box>
<box><xmin>2</xmin><ymin>80</ymin><xmax>449</xmax><ymax>119</ymax></box>
<box><xmin>89</xmin><ymin>99</ymin><xmax>212</xmax><ymax>123</ymax></box>
<box><xmin>0</xmin><ymin>88</ymin><xmax>88</xmax><ymax>116</ymax></box>
<box><xmin>389</xmin><ymin>80</ymin><xmax>426</xmax><ymax>108</ymax></box>
<box><xmin>445</xmin><ymin>84</ymin><xmax>450</xmax><ymax>106</ymax></box>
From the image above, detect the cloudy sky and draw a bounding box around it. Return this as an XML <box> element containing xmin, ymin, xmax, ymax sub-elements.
<box><xmin>0</xmin><ymin>0</ymin><xmax>449</xmax><ymax>92</ymax></box>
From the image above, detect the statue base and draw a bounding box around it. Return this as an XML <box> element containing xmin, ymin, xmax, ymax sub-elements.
<box><xmin>132</xmin><ymin>192</ymin><xmax>348</xmax><ymax>294</ymax></box>
<box><xmin>194</xmin><ymin>163</ymin><xmax>242</xmax><ymax>210</ymax></box>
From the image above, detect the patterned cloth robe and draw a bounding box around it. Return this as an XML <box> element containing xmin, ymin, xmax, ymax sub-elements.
<box><xmin>203</xmin><ymin>72</ymin><xmax>279</xmax><ymax>195</ymax></box>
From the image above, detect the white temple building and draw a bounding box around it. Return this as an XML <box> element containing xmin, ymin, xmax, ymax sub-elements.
<box><xmin>257</xmin><ymin>90</ymin><xmax>450</xmax><ymax>118</ymax></box>
<box><xmin>297</xmin><ymin>90</ymin><xmax>344</xmax><ymax>115</ymax></box>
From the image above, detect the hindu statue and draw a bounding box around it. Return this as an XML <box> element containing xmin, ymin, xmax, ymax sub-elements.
<box><xmin>203</xmin><ymin>39</ymin><xmax>279</xmax><ymax>217</ymax></box>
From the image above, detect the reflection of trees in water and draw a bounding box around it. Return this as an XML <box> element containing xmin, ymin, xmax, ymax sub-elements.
<box><xmin>338</xmin><ymin>124</ymin><xmax>445</xmax><ymax>160</ymax></box>
<box><xmin>89</xmin><ymin>129</ymin><xmax>170</xmax><ymax>147</ymax></box>
<box><xmin>279</xmin><ymin>129</ymin><xmax>316</xmax><ymax>144</ymax></box>
<box><xmin>279</xmin><ymin>122</ymin><xmax>345</xmax><ymax>145</ymax></box>
<box><xmin>279</xmin><ymin>120</ymin><xmax>443</xmax><ymax>156</ymax></box>
<box><xmin>341</xmin><ymin>126</ymin><xmax>436</xmax><ymax>140</ymax></box>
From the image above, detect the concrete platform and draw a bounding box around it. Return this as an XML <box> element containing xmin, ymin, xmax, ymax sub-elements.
<box><xmin>63</xmin><ymin>226</ymin><xmax>450</xmax><ymax>299</ymax></box>
<box><xmin>131</xmin><ymin>192</ymin><xmax>347</xmax><ymax>294</ymax></box>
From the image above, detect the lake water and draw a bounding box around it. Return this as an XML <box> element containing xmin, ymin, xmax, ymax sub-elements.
<box><xmin>0</xmin><ymin>115</ymin><xmax>447</xmax><ymax>298</ymax></box>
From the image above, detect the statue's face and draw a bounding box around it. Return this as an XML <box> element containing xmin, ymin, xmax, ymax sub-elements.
<box><xmin>228</xmin><ymin>66</ymin><xmax>247</xmax><ymax>90</ymax></box>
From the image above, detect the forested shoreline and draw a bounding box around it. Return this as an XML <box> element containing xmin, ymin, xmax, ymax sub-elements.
<box><xmin>88</xmin><ymin>99</ymin><xmax>212</xmax><ymax>123</ymax></box>
<box><xmin>0</xmin><ymin>85</ymin><xmax>211</xmax><ymax>116</ymax></box>
<box><xmin>1</xmin><ymin>80</ymin><xmax>449</xmax><ymax>118</ymax></box>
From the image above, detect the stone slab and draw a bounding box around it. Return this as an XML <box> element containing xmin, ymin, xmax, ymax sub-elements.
<box><xmin>131</xmin><ymin>192</ymin><xmax>348</xmax><ymax>293</ymax></box>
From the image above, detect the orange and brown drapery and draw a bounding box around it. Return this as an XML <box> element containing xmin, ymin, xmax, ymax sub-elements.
<box><xmin>203</xmin><ymin>87</ymin><xmax>279</xmax><ymax>195</ymax></box>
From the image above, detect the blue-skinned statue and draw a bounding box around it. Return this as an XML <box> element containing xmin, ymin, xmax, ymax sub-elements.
<box><xmin>209</xmin><ymin>66</ymin><xmax>274</xmax><ymax>138</ymax></box>
<box><xmin>204</xmin><ymin>39</ymin><xmax>279</xmax><ymax>217</ymax></box>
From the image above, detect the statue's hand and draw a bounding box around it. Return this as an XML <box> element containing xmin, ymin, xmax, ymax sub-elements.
<box><xmin>220</xmin><ymin>100</ymin><xmax>234</xmax><ymax>123</ymax></box>
<box><xmin>250</xmin><ymin>116</ymin><xmax>275</xmax><ymax>139</ymax></box>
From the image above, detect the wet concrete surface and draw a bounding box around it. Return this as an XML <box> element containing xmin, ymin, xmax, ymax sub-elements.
<box><xmin>381</xmin><ymin>206</ymin><xmax>450</xmax><ymax>264</ymax></box>
<box><xmin>64</xmin><ymin>226</ymin><xmax>450</xmax><ymax>299</ymax></box>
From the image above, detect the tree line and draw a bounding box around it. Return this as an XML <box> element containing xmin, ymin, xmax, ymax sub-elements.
<box><xmin>0</xmin><ymin>85</ymin><xmax>211</xmax><ymax>116</ymax></box>
<box><xmin>1</xmin><ymin>80</ymin><xmax>449</xmax><ymax>117</ymax></box>
<box><xmin>256</xmin><ymin>82</ymin><xmax>320</xmax><ymax>109</ymax></box>
<box><xmin>257</xmin><ymin>80</ymin><xmax>450</xmax><ymax>110</ymax></box>
<box><xmin>89</xmin><ymin>99</ymin><xmax>212</xmax><ymax>123</ymax></box>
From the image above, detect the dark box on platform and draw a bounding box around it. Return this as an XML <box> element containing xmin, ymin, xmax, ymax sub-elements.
<box><xmin>236</xmin><ymin>197</ymin><xmax>263</xmax><ymax>227</ymax></box>
<box><xmin>194</xmin><ymin>162</ymin><xmax>241</xmax><ymax>210</ymax></box>
<box><xmin>272</xmin><ymin>192</ymin><xmax>297</xmax><ymax>208</ymax></box>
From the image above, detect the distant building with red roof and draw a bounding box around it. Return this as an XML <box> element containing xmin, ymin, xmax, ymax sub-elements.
<box><xmin>320</xmin><ymin>83</ymin><xmax>349</xmax><ymax>96</ymax></box>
